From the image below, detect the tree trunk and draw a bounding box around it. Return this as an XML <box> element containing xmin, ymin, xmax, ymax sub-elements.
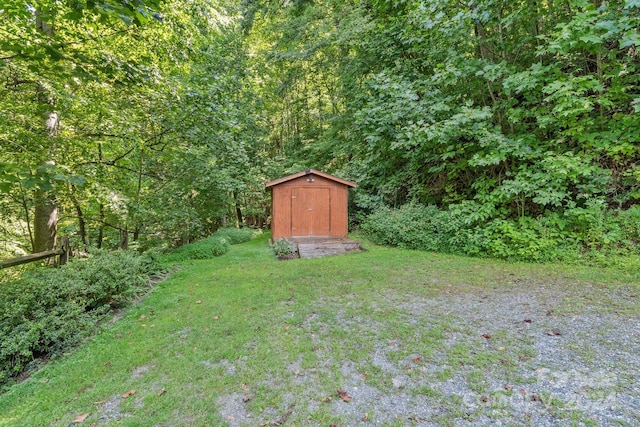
<box><xmin>33</xmin><ymin>190</ymin><xmax>58</xmax><ymax>252</ymax></box>
<box><xmin>97</xmin><ymin>203</ymin><xmax>105</xmax><ymax>249</ymax></box>
<box><xmin>232</xmin><ymin>192</ymin><xmax>244</xmax><ymax>226</ymax></box>
<box><xmin>70</xmin><ymin>189</ymin><xmax>88</xmax><ymax>247</ymax></box>
<box><xmin>120</xmin><ymin>228</ymin><xmax>129</xmax><ymax>250</ymax></box>
<box><xmin>20</xmin><ymin>185</ymin><xmax>35</xmax><ymax>251</ymax></box>
<box><xmin>32</xmin><ymin>9</ymin><xmax>58</xmax><ymax>254</ymax></box>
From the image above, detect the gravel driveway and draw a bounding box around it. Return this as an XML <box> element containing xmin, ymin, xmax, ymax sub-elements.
<box><xmin>218</xmin><ymin>277</ymin><xmax>640</xmax><ymax>426</ymax></box>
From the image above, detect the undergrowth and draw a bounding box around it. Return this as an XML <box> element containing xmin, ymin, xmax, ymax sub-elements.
<box><xmin>160</xmin><ymin>228</ymin><xmax>255</xmax><ymax>262</ymax></box>
<box><xmin>0</xmin><ymin>250</ymin><xmax>163</xmax><ymax>391</ymax></box>
<box><xmin>360</xmin><ymin>203</ymin><xmax>640</xmax><ymax>269</ymax></box>
<box><xmin>0</xmin><ymin>228</ymin><xmax>256</xmax><ymax>392</ymax></box>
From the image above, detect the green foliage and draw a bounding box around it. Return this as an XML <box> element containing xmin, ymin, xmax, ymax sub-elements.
<box><xmin>160</xmin><ymin>228</ymin><xmax>257</xmax><ymax>262</ymax></box>
<box><xmin>245</xmin><ymin>0</ymin><xmax>639</xmax><ymax>226</ymax></box>
<box><xmin>0</xmin><ymin>250</ymin><xmax>162</xmax><ymax>389</ymax></box>
<box><xmin>161</xmin><ymin>236</ymin><xmax>230</xmax><ymax>262</ymax></box>
<box><xmin>360</xmin><ymin>203</ymin><xmax>640</xmax><ymax>266</ymax></box>
<box><xmin>360</xmin><ymin>203</ymin><xmax>463</xmax><ymax>252</ymax></box>
<box><xmin>1</xmin><ymin>0</ymin><xmax>267</xmax><ymax>255</ymax></box>
<box><xmin>3</xmin><ymin>0</ymin><xmax>640</xmax><ymax>269</ymax></box>
<box><xmin>271</xmin><ymin>238</ymin><xmax>294</xmax><ymax>257</ymax></box>
<box><xmin>212</xmin><ymin>227</ymin><xmax>256</xmax><ymax>245</ymax></box>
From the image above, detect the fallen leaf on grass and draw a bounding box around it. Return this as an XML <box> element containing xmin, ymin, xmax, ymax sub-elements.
<box><xmin>531</xmin><ymin>394</ymin><xmax>541</xmax><ymax>402</ymax></box>
<box><xmin>481</xmin><ymin>333</ymin><xmax>492</xmax><ymax>339</ymax></box>
<box><xmin>284</xmin><ymin>324</ymin><xmax>290</xmax><ymax>331</ymax></box>
<box><xmin>524</xmin><ymin>319</ymin><xmax>532</xmax><ymax>323</ymax></box>
<box><xmin>213</xmin><ymin>316</ymin><xmax>220</xmax><ymax>321</ymax></box>
<box><xmin>114</xmin><ymin>334</ymin><xmax>122</xmax><ymax>339</ymax></box>
<box><xmin>412</xmin><ymin>357</ymin><xmax>421</xmax><ymax>363</ymax></box>
<box><xmin>72</xmin><ymin>413</ymin><xmax>89</xmax><ymax>423</ymax></box>
<box><xmin>140</xmin><ymin>314</ymin><xmax>146</xmax><ymax>320</ymax></box>
<box><xmin>195</xmin><ymin>300</ymin><xmax>202</xmax><ymax>304</ymax></box>
<box><xmin>547</xmin><ymin>329</ymin><xmax>562</xmax><ymax>336</ymax></box>
<box><xmin>157</xmin><ymin>389</ymin><xmax>166</xmax><ymax>397</ymax></box>
<box><xmin>505</xmin><ymin>385</ymin><xmax>513</xmax><ymax>391</ymax></box>
<box><xmin>104</xmin><ymin>361</ymin><xmax>112</xmax><ymax>367</ymax></box>
<box><xmin>336</xmin><ymin>389</ymin><xmax>352</xmax><ymax>403</ymax></box>
<box><xmin>321</xmin><ymin>396</ymin><xmax>332</xmax><ymax>403</ymax></box>
<box><xmin>243</xmin><ymin>395</ymin><xmax>252</xmax><ymax>403</ymax></box>
<box><xmin>480</xmin><ymin>395</ymin><xmax>490</xmax><ymax>403</ymax></box>
<box><xmin>121</xmin><ymin>389</ymin><xmax>136</xmax><ymax>399</ymax></box>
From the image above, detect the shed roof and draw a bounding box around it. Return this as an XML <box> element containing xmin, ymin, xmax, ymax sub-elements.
<box><xmin>265</xmin><ymin>169</ymin><xmax>357</xmax><ymax>189</ymax></box>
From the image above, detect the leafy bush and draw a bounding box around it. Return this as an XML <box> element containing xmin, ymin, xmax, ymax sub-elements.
<box><xmin>359</xmin><ymin>203</ymin><xmax>472</xmax><ymax>253</ymax></box>
<box><xmin>360</xmin><ymin>202</ymin><xmax>640</xmax><ymax>266</ymax></box>
<box><xmin>213</xmin><ymin>227</ymin><xmax>255</xmax><ymax>245</ymax></box>
<box><xmin>161</xmin><ymin>236</ymin><xmax>230</xmax><ymax>262</ymax></box>
<box><xmin>271</xmin><ymin>238</ymin><xmax>294</xmax><ymax>257</ymax></box>
<box><xmin>160</xmin><ymin>228</ymin><xmax>256</xmax><ymax>263</ymax></box>
<box><xmin>0</xmin><ymin>250</ymin><xmax>162</xmax><ymax>389</ymax></box>
<box><xmin>477</xmin><ymin>218</ymin><xmax>558</xmax><ymax>262</ymax></box>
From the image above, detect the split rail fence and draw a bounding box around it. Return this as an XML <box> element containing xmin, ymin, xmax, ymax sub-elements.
<box><xmin>0</xmin><ymin>237</ymin><xmax>71</xmax><ymax>269</ymax></box>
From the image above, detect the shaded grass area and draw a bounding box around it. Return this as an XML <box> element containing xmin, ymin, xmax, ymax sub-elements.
<box><xmin>0</xmin><ymin>233</ymin><xmax>638</xmax><ymax>426</ymax></box>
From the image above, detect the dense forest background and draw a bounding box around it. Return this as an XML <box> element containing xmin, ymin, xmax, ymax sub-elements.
<box><xmin>1</xmin><ymin>0</ymin><xmax>639</xmax><ymax>263</ymax></box>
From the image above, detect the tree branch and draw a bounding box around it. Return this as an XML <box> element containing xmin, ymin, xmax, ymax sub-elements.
<box><xmin>77</xmin><ymin>161</ymin><xmax>165</xmax><ymax>180</ymax></box>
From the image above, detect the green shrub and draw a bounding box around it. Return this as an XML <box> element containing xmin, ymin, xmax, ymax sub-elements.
<box><xmin>360</xmin><ymin>202</ymin><xmax>640</xmax><ymax>266</ymax></box>
<box><xmin>161</xmin><ymin>236</ymin><xmax>230</xmax><ymax>262</ymax></box>
<box><xmin>271</xmin><ymin>238</ymin><xmax>294</xmax><ymax>257</ymax></box>
<box><xmin>213</xmin><ymin>227</ymin><xmax>255</xmax><ymax>245</ymax></box>
<box><xmin>477</xmin><ymin>218</ymin><xmax>559</xmax><ymax>262</ymax></box>
<box><xmin>359</xmin><ymin>203</ymin><xmax>471</xmax><ymax>253</ymax></box>
<box><xmin>614</xmin><ymin>205</ymin><xmax>640</xmax><ymax>252</ymax></box>
<box><xmin>0</xmin><ymin>250</ymin><xmax>162</xmax><ymax>389</ymax></box>
<box><xmin>161</xmin><ymin>228</ymin><xmax>256</xmax><ymax>263</ymax></box>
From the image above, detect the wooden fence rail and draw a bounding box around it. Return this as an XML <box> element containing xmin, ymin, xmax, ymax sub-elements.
<box><xmin>0</xmin><ymin>237</ymin><xmax>71</xmax><ymax>269</ymax></box>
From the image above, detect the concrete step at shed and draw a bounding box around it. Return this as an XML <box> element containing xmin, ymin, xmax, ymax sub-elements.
<box><xmin>297</xmin><ymin>242</ymin><xmax>347</xmax><ymax>259</ymax></box>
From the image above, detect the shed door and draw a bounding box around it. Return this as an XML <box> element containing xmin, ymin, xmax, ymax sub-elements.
<box><xmin>291</xmin><ymin>187</ymin><xmax>331</xmax><ymax>236</ymax></box>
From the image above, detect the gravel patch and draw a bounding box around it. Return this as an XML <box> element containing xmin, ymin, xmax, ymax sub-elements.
<box><xmin>217</xmin><ymin>284</ymin><xmax>640</xmax><ymax>426</ymax></box>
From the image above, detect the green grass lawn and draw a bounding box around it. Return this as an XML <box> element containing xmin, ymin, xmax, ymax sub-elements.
<box><xmin>0</xmin><ymin>233</ymin><xmax>638</xmax><ymax>426</ymax></box>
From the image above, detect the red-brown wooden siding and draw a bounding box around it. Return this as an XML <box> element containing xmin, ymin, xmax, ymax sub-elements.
<box><xmin>268</xmin><ymin>172</ymin><xmax>353</xmax><ymax>240</ymax></box>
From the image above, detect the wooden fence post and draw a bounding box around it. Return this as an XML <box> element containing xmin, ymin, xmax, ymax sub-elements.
<box><xmin>59</xmin><ymin>236</ymin><xmax>70</xmax><ymax>266</ymax></box>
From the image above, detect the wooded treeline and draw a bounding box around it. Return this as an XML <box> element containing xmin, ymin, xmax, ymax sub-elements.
<box><xmin>1</xmin><ymin>0</ymin><xmax>269</xmax><ymax>255</ymax></box>
<box><xmin>1</xmin><ymin>0</ymin><xmax>639</xmax><ymax>259</ymax></box>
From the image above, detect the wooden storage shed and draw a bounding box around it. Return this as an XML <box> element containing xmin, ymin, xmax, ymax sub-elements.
<box><xmin>265</xmin><ymin>169</ymin><xmax>357</xmax><ymax>240</ymax></box>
